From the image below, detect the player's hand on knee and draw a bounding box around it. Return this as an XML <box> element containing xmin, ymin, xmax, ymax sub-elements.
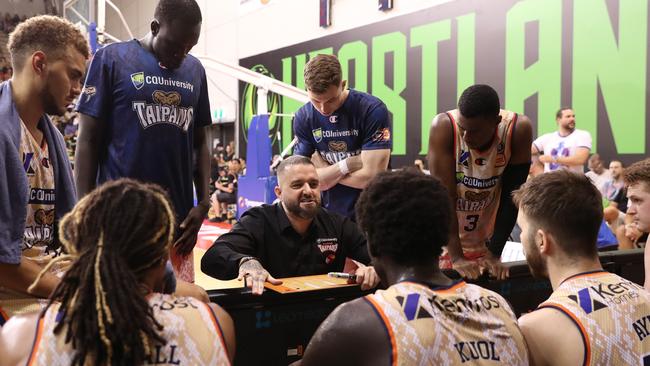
<box><xmin>237</xmin><ymin>259</ymin><xmax>282</xmax><ymax>295</ymax></box>
<box><xmin>354</xmin><ymin>265</ymin><xmax>380</xmax><ymax>290</ymax></box>
<box><xmin>480</xmin><ymin>253</ymin><xmax>509</xmax><ymax>281</ymax></box>
<box><xmin>452</xmin><ymin>258</ymin><xmax>481</xmax><ymax>279</ymax></box>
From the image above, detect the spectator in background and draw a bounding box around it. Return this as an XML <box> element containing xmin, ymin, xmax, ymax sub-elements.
<box><xmin>0</xmin><ymin>67</ymin><xmax>9</xmax><ymax>82</ymax></box>
<box><xmin>585</xmin><ymin>153</ymin><xmax>611</xmax><ymax>196</ymax></box>
<box><xmin>603</xmin><ymin>160</ymin><xmax>627</xmax><ymax>229</ymax></box>
<box><xmin>210</xmin><ymin>158</ymin><xmax>242</xmax><ymax>223</ymax></box>
<box><xmin>224</xmin><ymin>141</ymin><xmax>235</xmax><ymax>162</ymax></box>
<box><xmin>531</xmin><ymin>107</ymin><xmax>591</xmax><ymax>175</ymax></box>
<box><xmin>413</xmin><ymin>158</ymin><xmax>430</xmax><ymax>175</ymax></box>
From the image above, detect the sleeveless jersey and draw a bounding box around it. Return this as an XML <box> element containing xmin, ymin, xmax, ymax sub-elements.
<box><xmin>539</xmin><ymin>270</ymin><xmax>650</xmax><ymax>366</ymax></box>
<box><xmin>447</xmin><ymin>109</ymin><xmax>517</xmax><ymax>254</ymax></box>
<box><xmin>27</xmin><ymin>294</ymin><xmax>230</xmax><ymax>366</ymax></box>
<box><xmin>365</xmin><ymin>281</ymin><xmax>528</xmax><ymax>365</ymax></box>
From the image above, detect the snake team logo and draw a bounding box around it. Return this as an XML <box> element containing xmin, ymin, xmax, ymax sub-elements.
<box><xmin>131</xmin><ymin>72</ymin><xmax>145</xmax><ymax>90</ymax></box>
<box><xmin>132</xmin><ymin>90</ymin><xmax>193</xmax><ymax>131</ymax></box>
<box><xmin>317</xmin><ymin>238</ymin><xmax>338</xmax><ymax>264</ymax></box>
<box><xmin>312</xmin><ymin>128</ymin><xmax>323</xmax><ymax>143</ymax></box>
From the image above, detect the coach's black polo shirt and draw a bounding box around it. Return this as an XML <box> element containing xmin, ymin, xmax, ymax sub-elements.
<box><xmin>201</xmin><ymin>202</ymin><xmax>370</xmax><ymax>280</ymax></box>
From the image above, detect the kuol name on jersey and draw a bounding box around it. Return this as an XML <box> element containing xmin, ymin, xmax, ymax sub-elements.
<box><xmin>132</xmin><ymin>102</ymin><xmax>194</xmax><ymax>131</ymax></box>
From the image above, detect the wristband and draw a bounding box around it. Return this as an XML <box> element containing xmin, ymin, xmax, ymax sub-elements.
<box><xmin>338</xmin><ymin>159</ymin><xmax>350</xmax><ymax>175</ymax></box>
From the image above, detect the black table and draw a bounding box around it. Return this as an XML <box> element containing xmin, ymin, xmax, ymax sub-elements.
<box><xmin>209</xmin><ymin>248</ymin><xmax>645</xmax><ymax>365</ymax></box>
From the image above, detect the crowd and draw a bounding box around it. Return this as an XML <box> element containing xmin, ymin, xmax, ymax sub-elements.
<box><xmin>1</xmin><ymin>2</ymin><xmax>650</xmax><ymax>365</ymax></box>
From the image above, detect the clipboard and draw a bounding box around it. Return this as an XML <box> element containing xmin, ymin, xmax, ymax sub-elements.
<box><xmin>264</xmin><ymin>274</ymin><xmax>357</xmax><ymax>294</ymax></box>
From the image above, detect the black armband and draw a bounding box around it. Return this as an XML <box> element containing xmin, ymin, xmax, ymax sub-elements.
<box><xmin>488</xmin><ymin>162</ymin><xmax>531</xmax><ymax>256</ymax></box>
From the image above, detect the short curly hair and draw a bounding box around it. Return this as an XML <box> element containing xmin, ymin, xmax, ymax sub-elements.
<box><xmin>7</xmin><ymin>15</ymin><xmax>89</xmax><ymax>70</ymax></box>
<box><xmin>458</xmin><ymin>84</ymin><xmax>500</xmax><ymax>118</ymax></box>
<box><xmin>304</xmin><ymin>54</ymin><xmax>342</xmax><ymax>94</ymax></box>
<box><xmin>356</xmin><ymin>169</ymin><xmax>451</xmax><ymax>266</ymax></box>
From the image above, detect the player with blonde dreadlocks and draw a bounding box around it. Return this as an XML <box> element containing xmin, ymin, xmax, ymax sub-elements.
<box><xmin>0</xmin><ymin>179</ymin><xmax>235</xmax><ymax>366</ymax></box>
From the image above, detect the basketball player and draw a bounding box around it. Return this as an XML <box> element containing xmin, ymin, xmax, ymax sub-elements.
<box><xmin>293</xmin><ymin>54</ymin><xmax>391</xmax><ymax>220</ymax></box>
<box><xmin>623</xmin><ymin>158</ymin><xmax>650</xmax><ymax>290</ymax></box>
<box><xmin>0</xmin><ymin>15</ymin><xmax>87</xmax><ymax>322</ymax></box>
<box><xmin>0</xmin><ymin>179</ymin><xmax>235</xmax><ymax>365</ymax></box>
<box><xmin>516</xmin><ymin>170</ymin><xmax>650</xmax><ymax>365</ymax></box>
<box><xmin>428</xmin><ymin>84</ymin><xmax>532</xmax><ymax>279</ymax></box>
<box><xmin>75</xmin><ymin>0</ymin><xmax>211</xmax><ymax>282</ymax></box>
<box><xmin>300</xmin><ymin>170</ymin><xmax>528</xmax><ymax>365</ymax></box>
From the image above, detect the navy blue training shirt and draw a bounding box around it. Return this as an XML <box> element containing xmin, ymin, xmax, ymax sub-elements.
<box><xmin>76</xmin><ymin>40</ymin><xmax>211</xmax><ymax>221</ymax></box>
<box><xmin>293</xmin><ymin>89</ymin><xmax>391</xmax><ymax>219</ymax></box>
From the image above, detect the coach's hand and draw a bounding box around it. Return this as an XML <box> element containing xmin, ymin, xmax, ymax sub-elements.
<box><xmin>238</xmin><ymin>258</ymin><xmax>282</xmax><ymax>295</ymax></box>
<box><xmin>452</xmin><ymin>257</ymin><xmax>481</xmax><ymax>279</ymax></box>
<box><xmin>353</xmin><ymin>265</ymin><xmax>380</xmax><ymax>290</ymax></box>
<box><xmin>174</xmin><ymin>204</ymin><xmax>209</xmax><ymax>256</ymax></box>
<box><xmin>480</xmin><ymin>253</ymin><xmax>509</xmax><ymax>280</ymax></box>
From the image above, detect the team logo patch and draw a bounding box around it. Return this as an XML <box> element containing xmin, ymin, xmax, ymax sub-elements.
<box><xmin>459</xmin><ymin>150</ymin><xmax>471</xmax><ymax>167</ymax></box>
<box><xmin>317</xmin><ymin>238</ymin><xmax>338</xmax><ymax>264</ymax></box>
<box><xmin>328</xmin><ymin>140</ymin><xmax>347</xmax><ymax>152</ymax></box>
<box><xmin>569</xmin><ymin>288</ymin><xmax>608</xmax><ymax>314</ymax></box>
<box><xmin>372</xmin><ymin>127</ymin><xmax>391</xmax><ymax>142</ymax></box>
<box><xmin>131</xmin><ymin>72</ymin><xmax>145</xmax><ymax>90</ymax></box>
<box><xmin>312</xmin><ymin>128</ymin><xmax>323</xmax><ymax>143</ymax></box>
<box><xmin>152</xmin><ymin>90</ymin><xmax>181</xmax><ymax>106</ymax></box>
<box><xmin>329</xmin><ymin>115</ymin><xmax>338</xmax><ymax>123</ymax></box>
<box><xmin>465</xmin><ymin>190</ymin><xmax>490</xmax><ymax>202</ymax></box>
<box><xmin>34</xmin><ymin>209</ymin><xmax>55</xmax><ymax>226</ymax></box>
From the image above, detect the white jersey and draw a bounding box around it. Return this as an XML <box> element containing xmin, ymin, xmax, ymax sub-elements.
<box><xmin>27</xmin><ymin>294</ymin><xmax>230</xmax><ymax>365</ymax></box>
<box><xmin>533</xmin><ymin>129</ymin><xmax>592</xmax><ymax>173</ymax></box>
<box><xmin>447</xmin><ymin>109</ymin><xmax>517</xmax><ymax>254</ymax></box>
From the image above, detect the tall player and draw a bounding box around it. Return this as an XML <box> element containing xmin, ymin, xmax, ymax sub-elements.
<box><xmin>75</xmin><ymin>0</ymin><xmax>211</xmax><ymax>282</ymax></box>
<box><xmin>428</xmin><ymin>85</ymin><xmax>532</xmax><ymax>279</ymax></box>
<box><xmin>293</xmin><ymin>54</ymin><xmax>391</xmax><ymax>220</ymax></box>
<box><xmin>301</xmin><ymin>170</ymin><xmax>528</xmax><ymax>366</ymax></box>
<box><xmin>516</xmin><ymin>170</ymin><xmax>650</xmax><ymax>365</ymax></box>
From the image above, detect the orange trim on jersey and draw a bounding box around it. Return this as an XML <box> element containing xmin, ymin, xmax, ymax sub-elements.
<box><xmin>506</xmin><ymin>113</ymin><xmax>517</xmax><ymax>147</ymax></box>
<box><xmin>204</xmin><ymin>302</ymin><xmax>231</xmax><ymax>366</ymax></box>
<box><xmin>26</xmin><ymin>314</ymin><xmax>46</xmax><ymax>366</ymax></box>
<box><xmin>560</xmin><ymin>270</ymin><xmax>608</xmax><ymax>286</ymax></box>
<box><xmin>0</xmin><ymin>306</ymin><xmax>9</xmax><ymax>324</ymax></box>
<box><xmin>399</xmin><ymin>280</ymin><xmax>467</xmax><ymax>294</ymax></box>
<box><xmin>364</xmin><ymin>295</ymin><xmax>398</xmax><ymax>366</ymax></box>
<box><xmin>538</xmin><ymin>303</ymin><xmax>591</xmax><ymax>366</ymax></box>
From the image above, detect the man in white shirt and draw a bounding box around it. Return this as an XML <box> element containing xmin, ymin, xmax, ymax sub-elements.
<box><xmin>531</xmin><ymin>108</ymin><xmax>591</xmax><ymax>175</ymax></box>
<box><xmin>585</xmin><ymin>153</ymin><xmax>611</xmax><ymax>196</ymax></box>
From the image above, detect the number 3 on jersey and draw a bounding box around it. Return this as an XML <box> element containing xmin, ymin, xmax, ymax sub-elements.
<box><xmin>464</xmin><ymin>215</ymin><xmax>479</xmax><ymax>231</ymax></box>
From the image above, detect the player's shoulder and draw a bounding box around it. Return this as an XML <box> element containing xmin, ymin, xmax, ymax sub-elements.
<box><xmin>293</xmin><ymin>102</ymin><xmax>315</xmax><ymax>124</ymax></box>
<box><xmin>183</xmin><ymin>54</ymin><xmax>207</xmax><ymax>72</ymax></box>
<box><xmin>96</xmin><ymin>39</ymin><xmax>137</xmax><ymax>57</ymax></box>
<box><xmin>573</xmin><ymin>128</ymin><xmax>593</xmax><ymax>138</ymax></box>
<box><xmin>349</xmin><ymin>89</ymin><xmax>387</xmax><ymax>114</ymax></box>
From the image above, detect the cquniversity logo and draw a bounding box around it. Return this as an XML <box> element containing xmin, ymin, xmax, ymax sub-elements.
<box><xmin>131</xmin><ymin>72</ymin><xmax>145</xmax><ymax>90</ymax></box>
<box><xmin>239</xmin><ymin>65</ymin><xmax>281</xmax><ymax>144</ymax></box>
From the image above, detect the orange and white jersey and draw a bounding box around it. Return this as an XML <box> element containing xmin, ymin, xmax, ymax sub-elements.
<box><xmin>447</xmin><ymin>109</ymin><xmax>517</xmax><ymax>254</ymax></box>
<box><xmin>365</xmin><ymin>280</ymin><xmax>528</xmax><ymax>365</ymax></box>
<box><xmin>27</xmin><ymin>293</ymin><xmax>230</xmax><ymax>366</ymax></box>
<box><xmin>539</xmin><ymin>270</ymin><xmax>650</xmax><ymax>366</ymax></box>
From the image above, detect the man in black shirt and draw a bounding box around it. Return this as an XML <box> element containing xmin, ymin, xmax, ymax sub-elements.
<box><xmin>201</xmin><ymin>155</ymin><xmax>378</xmax><ymax>294</ymax></box>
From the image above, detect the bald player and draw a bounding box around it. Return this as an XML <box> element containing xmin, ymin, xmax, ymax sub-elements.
<box><xmin>300</xmin><ymin>170</ymin><xmax>528</xmax><ymax>366</ymax></box>
<box><xmin>623</xmin><ymin>158</ymin><xmax>650</xmax><ymax>290</ymax></box>
<box><xmin>428</xmin><ymin>84</ymin><xmax>532</xmax><ymax>279</ymax></box>
<box><xmin>516</xmin><ymin>170</ymin><xmax>650</xmax><ymax>366</ymax></box>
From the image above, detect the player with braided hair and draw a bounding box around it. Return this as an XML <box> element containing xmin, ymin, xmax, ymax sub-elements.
<box><xmin>0</xmin><ymin>179</ymin><xmax>234</xmax><ymax>366</ymax></box>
